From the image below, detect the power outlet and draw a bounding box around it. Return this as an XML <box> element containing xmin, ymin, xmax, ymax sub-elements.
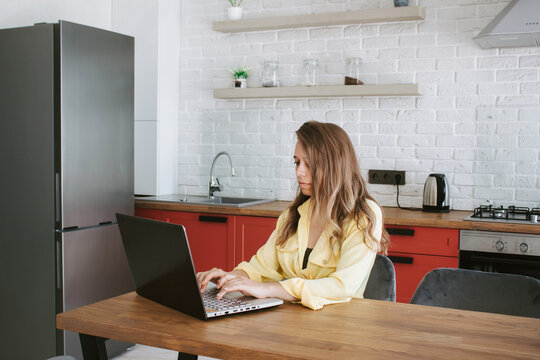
<box><xmin>368</xmin><ymin>170</ymin><xmax>405</xmax><ymax>185</ymax></box>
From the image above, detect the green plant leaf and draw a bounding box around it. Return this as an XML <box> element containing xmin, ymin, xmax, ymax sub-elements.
<box><xmin>228</xmin><ymin>0</ymin><xmax>244</xmax><ymax>7</ymax></box>
<box><xmin>227</xmin><ymin>64</ymin><xmax>251</xmax><ymax>78</ymax></box>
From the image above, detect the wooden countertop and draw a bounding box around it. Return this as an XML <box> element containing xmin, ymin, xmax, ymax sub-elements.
<box><xmin>135</xmin><ymin>198</ymin><xmax>540</xmax><ymax>235</ymax></box>
<box><xmin>135</xmin><ymin>197</ymin><xmax>291</xmax><ymax>217</ymax></box>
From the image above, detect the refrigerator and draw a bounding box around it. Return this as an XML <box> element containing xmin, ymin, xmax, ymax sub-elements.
<box><xmin>0</xmin><ymin>21</ymin><xmax>135</xmax><ymax>359</ymax></box>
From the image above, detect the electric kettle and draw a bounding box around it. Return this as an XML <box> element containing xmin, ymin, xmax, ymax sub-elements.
<box><xmin>422</xmin><ymin>173</ymin><xmax>450</xmax><ymax>212</ymax></box>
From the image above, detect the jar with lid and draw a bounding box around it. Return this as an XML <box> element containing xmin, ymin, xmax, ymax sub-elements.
<box><xmin>344</xmin><ymin>57</ymin><xmax>364</xmax><ymax>85</ymax></box>
<box><xmin>262</xmin><ymin>60</ymin><xmax>280</xmax><ymax>87</ymax></box>
<box><xmin>302</xmin><ymin>59</ymin><xmax>319</xmax><ymax>87</ymax></box>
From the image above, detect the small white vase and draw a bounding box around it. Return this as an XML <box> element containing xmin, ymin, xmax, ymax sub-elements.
<box><xmin>233</xmin><ymin>78</ymin><xmax>247</xmax><ymax>88</ymax></box>
<box><xmin>228</xmin><ymin>7</ymin><xmax>242</xmax><ymax>20</ymax></box>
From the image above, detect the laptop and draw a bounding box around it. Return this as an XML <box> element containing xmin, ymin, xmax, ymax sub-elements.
<box><xmin>116</xmin><ymin>213</ymin><xmax>283</xmax><ymax>320</ymax></box>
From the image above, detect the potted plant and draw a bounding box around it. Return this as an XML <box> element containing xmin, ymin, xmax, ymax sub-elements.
<box><xmin>227</xmin><ymin>0</ymin><xmax>244</xmax><ymax>20</ymax></box>
<box><xmin>228</xmin><ymin>65</ymin><xmax>250</xmax><ymax>88</ymax></box>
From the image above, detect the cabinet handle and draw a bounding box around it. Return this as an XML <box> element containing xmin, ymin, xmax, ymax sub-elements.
<box><xmin>388</xmin><ymin>255</ymin><xmax>414</xmax><ymax>264</ymax></box>
<box><xmin>199</xmin><ymin>215</ymin><xmax>227</xmax><ymax>223</ymax></box>
<box><xmin>386</xmin><ymin>228</ymin><xmax>415</xmax><ymax>236</ymax></box>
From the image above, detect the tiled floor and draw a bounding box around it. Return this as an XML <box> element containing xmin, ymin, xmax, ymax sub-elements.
<box><xmin>111</xmin><ymin>344</ymin><xmax>218</xmax><ymax>360</ymax></box>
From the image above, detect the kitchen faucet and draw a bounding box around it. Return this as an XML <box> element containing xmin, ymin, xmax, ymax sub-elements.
<box><xmin>209</xmin><ymin>151</ymin><xmax>235</xmax><ymax>198</ymax></box>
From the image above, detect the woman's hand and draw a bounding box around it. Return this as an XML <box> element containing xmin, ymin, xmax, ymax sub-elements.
<box><xmin>215</xmin><ymin>275</ymin><xmax>271</xmax><ymax>299</ymax></box>
<box><xmin>196</xmin><ymin>268</ymin><xmax>247</xmax><ymax>294</ymax></box>
<box><xmin>217</xmin><ymin>276</ymin><xmax>298</xmax><ymax>302</ymax></box>
<box><xmin>196</xmin><ymin>267</ymin><xmax>298</xmax><ymax>302</ymax></box>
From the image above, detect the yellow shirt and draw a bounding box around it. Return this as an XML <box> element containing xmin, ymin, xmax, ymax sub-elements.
<box><xmin>235</xmin><ymin>198</ymin><xmax>383</xmax><ymax>310</ymax></box>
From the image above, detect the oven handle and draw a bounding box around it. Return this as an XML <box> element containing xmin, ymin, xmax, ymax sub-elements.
<box><xmin>387</xmin><ymin>255</ymin><xmax>414</xmax><ymax>264</ymax></box>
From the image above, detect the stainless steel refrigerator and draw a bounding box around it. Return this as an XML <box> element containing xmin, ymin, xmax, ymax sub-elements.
<box><xmin>0</xmin><ymin>21</ymin><xmax>135</xmax><ymax>359</ymax></box>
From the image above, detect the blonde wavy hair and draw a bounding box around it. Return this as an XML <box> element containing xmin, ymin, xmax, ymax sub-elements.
<box><xmin>276</xmin><ymin>121</ymin><xmax>390</xmax><ymax>254</ymax></box>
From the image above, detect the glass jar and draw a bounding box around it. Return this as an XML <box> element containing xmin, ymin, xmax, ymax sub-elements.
<box><xmin>262</xmin><ymin>60</ymin><xmax>280</xmax><ymax>87</ymax></box>
<box><xmin>302</xmin><ymin>59</ymin><xmax>319</xmax><ymax>87</ymax></box>
<box><xmin>344</xmin><ymin>57</ymin><xmax>364</xmax><ymax>85</ymax></box>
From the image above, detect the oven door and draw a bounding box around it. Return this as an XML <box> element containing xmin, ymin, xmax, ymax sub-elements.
<box><xmin>459</xmin><ymin>250</ymin><xmax>540</xmax><ymax>281</ymax></box>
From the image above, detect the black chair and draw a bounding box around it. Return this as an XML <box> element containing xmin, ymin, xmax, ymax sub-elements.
<box><xmin>410</xmin><ymin>268</ymin><xmax>540</xmax><ymax>318</ymax></box>
<box><xmin>363</xmin><ymin>254</ymin><xmax>396</xmax><ymax>302</ymax></box>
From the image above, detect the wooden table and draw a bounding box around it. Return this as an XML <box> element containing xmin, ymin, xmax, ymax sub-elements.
<box><xmin>56</xmin><ymin>292</ymin><xmax>540</xmax><ymax>360</ymax></box>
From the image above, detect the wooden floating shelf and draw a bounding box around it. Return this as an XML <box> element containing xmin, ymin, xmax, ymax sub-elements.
<box><xmin>213</xmin><ymin>84</ymin><xmax>420</xmax><ymax>99</ymax></box>
<box><xmin>213</xmin><ymin>6</ymin><xmax>424</xmax><ymax>33</ymax></box>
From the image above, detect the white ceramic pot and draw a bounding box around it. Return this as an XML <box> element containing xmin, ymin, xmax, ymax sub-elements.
<box><xmin>228</xmin><ymin>7</ymin><xmax>242</xmax><ymax>20</ymax></box>
<box><xmin>233</xmin><ymin>78</ymin><xmax>247</xmax><ymax>88</ymax></box>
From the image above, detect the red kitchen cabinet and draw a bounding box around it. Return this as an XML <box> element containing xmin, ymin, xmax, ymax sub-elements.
<box><xmin>387</xmin><ymin>226</ymin><xmax>459</xmax><ymax>256</ymax></box>
<box><xmin>134</xmin><ymin>208</ymin><xmax>162</xmax><ymax>220</ymax></box>
<box><xmin>385</xmin><ymin>225</ymin><xmax>459</xmax><ymax>303</ymax></box>
<box><xmin>162</xmin><ymin>211</ymin><xmax>235</xmax><ymax>273</ymax></box>
<box><xmin>235</xmin><ymin>216</ymin><xmax>277</xmax><ymax>266</ymax></box>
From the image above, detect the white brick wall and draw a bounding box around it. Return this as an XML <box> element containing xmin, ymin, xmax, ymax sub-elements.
<box><xmin>177</xmin><ymin>0</ymin><xmax>540</xmax><ymax>210</ymax></box>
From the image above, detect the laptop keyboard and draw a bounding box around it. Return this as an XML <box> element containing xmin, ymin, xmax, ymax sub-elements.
<box><xmin>202</xmin><ymin>288</ymin><xmax>252</xmax><ymax>311</ymax></box>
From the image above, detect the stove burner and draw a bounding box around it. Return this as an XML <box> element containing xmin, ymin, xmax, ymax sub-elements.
<box><xmin>470</xmin><ymin>205</ymin><xmax>540</xmax><ymax>223</ymax></box>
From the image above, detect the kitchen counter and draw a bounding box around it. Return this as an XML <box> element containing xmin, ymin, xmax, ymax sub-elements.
<box><xmin>135</xmin><ymin>197</ymin><xmax>540</xmax><ymax>235</ymax></box>
<box><xmin>135</xmin><ymin>195</ymin><xmax>290</xmax><ymax>217</ymax></box>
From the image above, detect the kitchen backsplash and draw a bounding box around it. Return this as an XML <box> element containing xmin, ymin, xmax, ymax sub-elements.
<box><xmin>176</xmin><ymin>0</ymin><xmax>540</xmax><ymax>211</ymax></box>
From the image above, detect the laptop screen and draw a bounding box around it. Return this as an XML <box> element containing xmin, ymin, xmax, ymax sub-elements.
<box><xmin>116</xmin><ymin>213</ymin><xmax>207</xmax><ymax>320</ymax></box>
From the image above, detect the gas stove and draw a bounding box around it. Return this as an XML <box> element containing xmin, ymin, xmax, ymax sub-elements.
<box><xmin>464</xmin><ymin>205</ymin><xmax>540</xmax><ymax>225</ymax></box>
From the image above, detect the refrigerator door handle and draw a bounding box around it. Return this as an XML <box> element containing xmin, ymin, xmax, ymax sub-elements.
<box><xmin>56</xmin><ymin>237</ymin><xmax>62</xmax><ymax>289</ymax></box>
<box><xmin>55</xmin><ymin>172</ymin><xmax>61</xmax><ymax>222</ymax></box>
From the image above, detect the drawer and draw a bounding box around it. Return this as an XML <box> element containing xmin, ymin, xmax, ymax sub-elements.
<box><xmin>385</xmin><ymin>225</ymin><xmax>459</xmax><ymax>257</ymax></box>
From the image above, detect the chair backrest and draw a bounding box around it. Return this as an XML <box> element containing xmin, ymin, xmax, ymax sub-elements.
<box><xmin>364</xmin><ymin>254</ymin><xmax>396</xmax><ymax>302</ymax></box>
<box><xmin>410</xmin><ymin>268</ymin><xmax>540</xmax><ymax>318</ymax></box>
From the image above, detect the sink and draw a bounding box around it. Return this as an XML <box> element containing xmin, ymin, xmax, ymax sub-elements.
<box><xmin>199</xmin><ymin>196</ymin><xmax>274</xmax><ymax>207</ymax></box>
<box><xmin>135</xmin><ymin>194</ymin><xmax>274</xmax><ymax>208</ymax></box>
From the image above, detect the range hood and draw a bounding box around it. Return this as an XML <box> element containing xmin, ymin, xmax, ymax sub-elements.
<box><xmin>474</xmin><ymin>0</ymin><xmax>540</xmax><ymax>49</ymax></box>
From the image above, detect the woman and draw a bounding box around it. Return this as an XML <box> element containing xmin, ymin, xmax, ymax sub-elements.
<box><xmin>197</xmin><ymin>121</ymin><xmax>390</xmax><ymax>310</ymax></box>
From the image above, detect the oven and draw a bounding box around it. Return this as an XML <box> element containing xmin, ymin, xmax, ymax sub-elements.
<box><xmin>460</xmin><ymin>205</ymin><xmax>540</xmax><ymax>280</ymax></box>
<box><xmin>459</xmin><ymin>230</ymin><xmax>540</xmax><ymax>280</ymax></box>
